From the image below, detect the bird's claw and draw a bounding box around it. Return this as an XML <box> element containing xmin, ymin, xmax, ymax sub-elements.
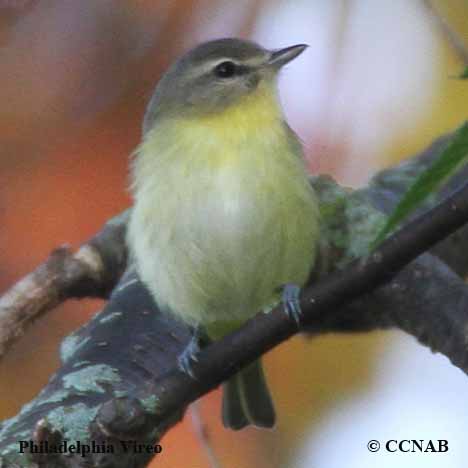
<box><xmin>178</xmin><ymin>336</ymin><xmax>201</xmax><ymax>379</ymax></box>
<box><xmin>178</xmin><ymin>329</ymin><xmax>207</xmax><ymax>380</ymax></box>
<box><xmin>281</xmin><ymin>283</ymin><xmax>302</xmax><ymax>327</ymax></box>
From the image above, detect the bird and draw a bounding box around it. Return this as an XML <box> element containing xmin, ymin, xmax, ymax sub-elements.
<box><xmin>127</xmin><ymin>38</ymin><xmax>320</xmax><ymax>430</ymax></box>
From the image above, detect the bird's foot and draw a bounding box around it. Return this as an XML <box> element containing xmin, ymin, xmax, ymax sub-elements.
<box><xmin>177</xmin><ymin>327</ymin><xmax>210</xmax><ymax>380</ymax></box>
<box><xmin>281</xmin><ymin>283</ymin><xmax>303</xmax><ymax>327</ymax></box>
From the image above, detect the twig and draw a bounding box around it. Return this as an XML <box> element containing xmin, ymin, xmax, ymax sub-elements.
<box><xmin>0</xmin><ymin>210</ymin><xmax>129</xmax><ymax>360</ymax></box>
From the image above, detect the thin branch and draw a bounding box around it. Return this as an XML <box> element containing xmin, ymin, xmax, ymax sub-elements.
<box><xmin>0</xmin><ymin>210</ymin><xmax>129</xmax><ymax>360</ymax></box>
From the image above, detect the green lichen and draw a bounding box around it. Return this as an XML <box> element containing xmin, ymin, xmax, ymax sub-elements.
<box><xmin>0</xmin><ymin>415</ymin><xmax>23</xmax><ymax>441</ymax></box>
<box><xmin>311</xmin><ymin>175</ymin><xmax>387</xmax><ymax>269</ymax></box>
<box><xmin>46</xmin><ymin>403</ymin><xmax>100</xmax><ymax>442</ymax></box>
<box><xmin>1</xmin><ymin>442</ymin><xmax>23</xmax><ymax>458</ymax></box>
<box><xmin>313</xmin><ymin>177</ymin><xmax>347</xmax><ymax>254</ymax></box>
<box><xmin>60</xmin><ymin>334</ymin><xmax>90</xmax><ymax>364</ymax></box>
<box><xmin>140</xmin><ymin>395</ymin><xmax>159</xmax><ymax>414</ymax></box>
<box><xmin>62</xmin><ymin>365</ymin><xmax>121</xmax><ymax>394</ymax></box>
<box><xmin>341</xmin><ymin>190</ymin><xmax>387</xmax><ymax>263</ymax></box>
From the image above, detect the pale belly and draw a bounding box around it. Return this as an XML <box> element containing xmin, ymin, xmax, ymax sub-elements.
<box><xmin>128</xmin><ymin>154</ymin><xmax>320</xmax><ymax>328</ymax></box>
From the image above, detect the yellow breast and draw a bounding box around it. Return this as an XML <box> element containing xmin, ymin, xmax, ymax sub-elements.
<box><xmin>128</xmin><ymin>82</ymin><xmax>320</xmax><ymax>328</ymax></box>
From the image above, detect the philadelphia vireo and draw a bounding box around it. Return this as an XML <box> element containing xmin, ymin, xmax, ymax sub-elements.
<box><xmin>127</xmin><ymin>38</ymin><xmax>320</xmax><ymax>430</ymax></box>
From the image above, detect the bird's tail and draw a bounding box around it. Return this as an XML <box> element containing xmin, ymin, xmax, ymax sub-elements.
<box><xmin>222</xmin><ymin>359</ymin><xmax>275</xmax><ymax>430</ymax></box>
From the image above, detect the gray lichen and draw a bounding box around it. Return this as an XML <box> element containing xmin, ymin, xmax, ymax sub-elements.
<box><xmin>47</xmin><ymin>403</ymin><xmax>100</xmax><ymax>442</ymax></box>
<box><xmin>60</xmin><ymin>334</ymin><xmax>90</xmax><ymax>364</ymax></box>
<box><xmin>140</xmin><ymin>395</ymin><xmax>159</xmax><ymax>414</ymax></box>
<box><xmin>310</xmin><ymin>175</ymin><xmax>386</xmax><ymax>269</ymax></box>
<box><xmin>62</xmin><ymin>365</ymin><xmax>121</xmax><ymax>394</ymax></box>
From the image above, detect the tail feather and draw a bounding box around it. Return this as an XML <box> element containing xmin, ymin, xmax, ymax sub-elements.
<box><xmin>222</xmin><ymin>359</ymin><xmax>275</xmax><ymax>430</ymax></box>
<box><xmin>222</xmin><ymin>373</ymin><xmax>249</xmax><ymax>430</ymax></box>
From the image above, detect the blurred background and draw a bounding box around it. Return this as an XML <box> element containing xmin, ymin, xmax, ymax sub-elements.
<box><xmin>0</xmin><ymin>0</ymin><xmax>467</xmax><ymax>467</ymax></box>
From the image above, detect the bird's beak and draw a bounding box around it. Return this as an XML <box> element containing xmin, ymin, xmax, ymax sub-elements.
<box><xmin>267</xmin><ymin>44</ymin><xmax>308</xmax><ymax>69</ymax></box>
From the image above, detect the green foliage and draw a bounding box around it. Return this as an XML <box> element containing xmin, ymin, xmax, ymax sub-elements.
<box><xmin>373</xmin><ymin>121</ymin><xmax>468</xmax><ymax>246</ymax></box>
<box><xmin>460</xmin><ymin>67</ymin><xmax>468</xmax><ymax>79</ymax></box>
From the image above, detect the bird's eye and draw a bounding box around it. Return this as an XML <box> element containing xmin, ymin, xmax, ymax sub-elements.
<box><xmin>214</xmin><ymin>61</ymin><xmax>237</xmax><ymax>78</ymax></box>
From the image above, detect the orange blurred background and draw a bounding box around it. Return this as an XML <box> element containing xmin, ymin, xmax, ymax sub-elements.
<box><xmin>0</xmin><ymin>1</ymin><xmax>467</xmax><ymax>467</ymax></box>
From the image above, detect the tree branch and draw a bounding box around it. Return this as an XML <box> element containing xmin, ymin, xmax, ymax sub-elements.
<box><xmin>0</xmin><ymin>210</ymin><xmax>129</xmax><ymax>360</ymax></box>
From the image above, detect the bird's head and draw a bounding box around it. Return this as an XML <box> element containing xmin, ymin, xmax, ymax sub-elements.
<box><xmin>143</xmin><ymin>38</ymin><xmax>307</xmax><ymax>132</ymax></box>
